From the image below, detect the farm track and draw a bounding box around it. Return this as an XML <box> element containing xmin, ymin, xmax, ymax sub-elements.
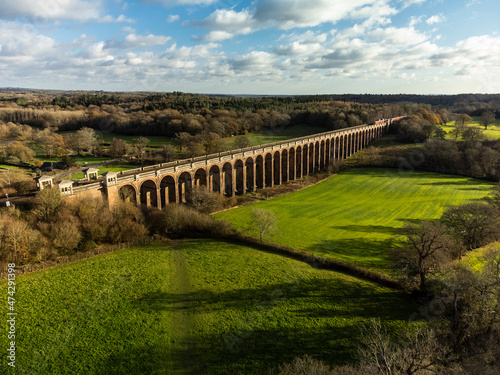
<box><xmin>169</xmin><ymin>244</ymin><xmax>199</xmax><ymax>375</ymax></box>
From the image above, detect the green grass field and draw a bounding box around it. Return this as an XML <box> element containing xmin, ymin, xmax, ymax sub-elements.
<box><xmin>0</xmin><ymin>240</ymin><xmax>417</xmax><ymax>374</ymax></box>
<box><xmin>215</xmin><ymin>168</ymin><xmax>494</xmax><ymax>275</ymax></box>
<box><xmin>441</xmin><ymin>116</ymin><xmax>500</xmax><ymax>140</ymax></box>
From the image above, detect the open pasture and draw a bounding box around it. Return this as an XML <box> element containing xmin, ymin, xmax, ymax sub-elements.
<box><xmin>441</xmin><ymin>116</ymin><xmax>500</xmax><ymax>140</ymax></box>
<box><xmin>215</xmin><ymin>168</ymin><xmax>494</xmax><ymax>274</ymax></box>
<box><xmin>0</xmin><ymin>240</ymin><xmax>417</xmax><ymax>374</ymax></box>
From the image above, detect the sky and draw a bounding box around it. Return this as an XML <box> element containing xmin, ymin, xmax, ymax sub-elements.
<box><xmin>0</xmin><ymin>0</ymin><xmax>499</xmax><ymax>95</ymax></box>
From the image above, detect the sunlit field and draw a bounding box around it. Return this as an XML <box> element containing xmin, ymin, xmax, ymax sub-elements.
<box><xmin>0</xmin><ymin>240</ymin><xmax>418</xmax><ymax>374</ymax></box>
<box><xmin>441</xmin><ymin>117</ymin><xmax>500</xmax><ymax>140</ymax></box>
<box><xmin>215</xmin><ymin>168</ymin><xmax>494</xmax><ymax>275</ymax></box>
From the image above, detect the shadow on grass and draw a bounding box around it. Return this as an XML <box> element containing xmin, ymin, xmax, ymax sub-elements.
<box><xmin>416</xmin><ymin>180</ymin><xmax>490</xmax><ymax>186</ymax></box>
<box><xmin>128</xmin><ymin>278</ymin><xmax>417</xmax><ymax>374</ymax></box>
<box><xmin>306</xmin><ymin>237</ymin><xmax>397</xmax><ymax>273</ymax></box>
<box><xmin>330</xmin><ymin>224</ymin><xmax>400</xmax><ymax>236</ymax></box>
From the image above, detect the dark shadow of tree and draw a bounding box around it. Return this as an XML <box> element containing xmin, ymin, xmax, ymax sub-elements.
<box><xmin>124</xmin><ymin>278</ymin><xmax>417</xmax><ymax>374</ymax></box>
<box><xmin>306</xmin><ymin>237</ymin><xmax>397</xmax><ymax>273</ymax></box>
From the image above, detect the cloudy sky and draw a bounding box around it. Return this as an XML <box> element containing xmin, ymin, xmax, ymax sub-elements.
<box><xmin>0</xmin><ymin>0</ymin><xmax>499</xmax><ymax>94</ymax></box>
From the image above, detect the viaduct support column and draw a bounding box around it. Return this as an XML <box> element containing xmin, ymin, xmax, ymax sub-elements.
<box><xmin>217</xmin><ymin>172</ymin><xmax>222</xmax><ymax>196</ymax></box>
<box><xmin>303</xmin><ymin>149</ymin><xmax>308</xmax><ymax>176</ymax></box>
<box><xmin>270</xmin><ymin>157</ymin><xmax>274</xmax><ymax>187</ymax></box>
<box><xmin>163</xmin><ymin>187</ymin><xmax>169</xmax><ymax>205</ymax></box>
<box><xmin>332</xmin><ymin>139</ymin><xmax>336</xmax><ymax>164</ymax></box>
<box><xmin>231</xmin><ymin>167</ymin><xmax>236</xmax><ymax>197</ymax></box>
<box><xmin>157</xmin><ymin>188</ymin><xmax>162</xmax><ymax>210</ymax></box>
<box><xmin>252</xmin><ymin>162</ymin><xmax>257</xmax><ymax>192</ymax></box>
<box><xmin>175</xmin><ymin>183</ymin><xmax>180</xmax><ymax>204</ymax></box>
<box><xmin>322</xmin><ymin>143</ymin><xmax>327</xmax><ymax>169</ymax></box>
<box><xmin>242</xmin><ymin>164</ymin><xmax>247</xmax><ymax>195</ymax></box>
<box><xmin>308</xmin><ymin>143</ymin><xmax>316</xmax><ymax>174</ymax></box>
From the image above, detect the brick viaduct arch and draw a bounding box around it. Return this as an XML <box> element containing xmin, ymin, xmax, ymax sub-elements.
<box><xmin>69</xmin><ymin>118</ymin><xmax>404</xmax><ymax>208</ymax></box>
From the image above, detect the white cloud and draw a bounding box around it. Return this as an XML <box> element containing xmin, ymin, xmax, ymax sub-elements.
<box><xmin>399</xmin><ymin>0</ymin><xmax>426</xmax><ymax>8</ymax></box>
<box><xmin>193</xmin><ymin>8</ymin><xmax>254</xmax><ymax>41</ymax></box>
<box><xmin>144</xmin><ymin>0</ymin><xmax>217</xmax><ymax>6</ymax></box>
<box><xmin>409</xmin><ymin>15</ymin><xmax>424</xmax><ymax>27</ymax></box>
<box><xmin>0</xmin><ymin>0</ymin><xmax>102</xmax><ymax>21</ymax></box>
<box><xmin>253</xmin><ymin>0</ymin><xmax>382</xmax><ymax>29</ymax></box>
<box><xmin>282</xmin><ymin>31</ymin><xmax>329</xmax><ymax>44</ymax></box>
<box><xmin>105</xmin><ymin>33</ymin><xmax>171</xmax><ymax>49</ymax></box>
<box><xmin>274</xmin><ymin>41</ymin><xmax>323</xmax><ymax>56</ymax></box>
<box><xmin>230</xmin><ymin>51</ymin><xmax>276</xmax><ymax>72</ymax></box>
<box><xmin>466</xmin><ymin>0</ymin><xmax>481</xmax><ymax>7</ymax></box>
<box><xmin>193</xmin><ymin>0</ymin><xmax>400</xmax><ymax>41</ymax></box>
<box><xmin>166</xmin><ymin>15</ymin><xmax>180</xmax><ymax>23</ymax></box>
<box><xmin>367</xmin><ymin>27</ymin><xmax>428</xmax><ymax>46</ymax></box>
<box><xmin>0</xmin><ymin>22</ymin><xmax>56</xmax><ymax>58</ymax></box>
<box><xmin>99</xmin><ymin>14</ymin><xmax>135</xmax><ymax>23</ymax></box>
<box><xmin>426</xmin><ymin>14</ymin><xmax>445</xmax><ymax>25</ymax></box>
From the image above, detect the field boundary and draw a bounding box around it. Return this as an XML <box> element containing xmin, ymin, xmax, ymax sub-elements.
<box><xmin>226</xmin><ymin>233</ymin><xmax>404</xmax><ymax>290</ymax></box>
<box><xmin>0</xmin><ymin>238</ymin><xmax>155</xmax><ymax>279</ymax></box>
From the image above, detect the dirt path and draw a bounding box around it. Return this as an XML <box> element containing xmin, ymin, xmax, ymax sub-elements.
<box><xmin>168</xmin><ymin>244</ymin><xmax>199</xmax><ymax>375</ymax></box>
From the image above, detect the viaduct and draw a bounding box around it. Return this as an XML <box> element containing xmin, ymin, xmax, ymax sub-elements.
<box><xmin>37</xmin><ymin>117</ymin><xmax>404</xmax><ymax>208</ymax></box>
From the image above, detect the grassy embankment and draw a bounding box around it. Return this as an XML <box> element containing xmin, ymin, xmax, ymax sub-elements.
<box><xmin>215</xmin><ymin>168</ymin><xmax>494</xmax><ymax>275</ymax></box>
<box><xmin>0</xmin><ymin>240</ymin><xmax>417</xmax><ymax>374</ymax></box>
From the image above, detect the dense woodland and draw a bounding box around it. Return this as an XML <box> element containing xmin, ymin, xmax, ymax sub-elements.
<box><xmin>0</xmin><ymin>90</ymin><xmax>497</xmax><ymax>171</ymax></box>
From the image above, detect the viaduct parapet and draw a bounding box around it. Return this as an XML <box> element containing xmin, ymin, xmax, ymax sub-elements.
<box><xmin>38</xmin><ymin>117</ymin><xmax>405</xmax><ymax>208</ymax></box>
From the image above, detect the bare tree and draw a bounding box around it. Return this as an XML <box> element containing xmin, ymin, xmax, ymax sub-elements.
<box><xmin>174</xmin><ymin>132</ymin><xmax>194</xmax><ymax>152</ymax></box>
<box><xmin>277</xmin><ymin>355</ymin><xmax>334</xmax><ymax>375</ymax></box>
<box><xmin>357</xmin><ymin>319</ymin><xmax>447</xmax><ymax>375</ymax></box>
<box><xmin>0</xmin><ymin>212</ymin><xmax>44</xmax><ymax>263</ymax></box>
<box><xmin>396</xmin><ymin>221</ymin><xmax>453</xmax><ymax>290</ymax></box>
<box><xmin>185</xmin><ymin>141</ymin><xmax>204</xmax><ymax>158</ymax></box>
<box><xmin>451</xmin><ymin>114</ymin><xmax>472</xmax><ymax>141</ymax></box>
<box><xmin>186</xmin><ymin>186</ymin><xmax>224</xmax><ymax>214</ymax></box>
<box><xmin>486</xmin><ymin>183</ymin><xmax>500</xmax><ymax>209</ymax></box>
<box><xmin>481</xmin><ymin>111</ymin><xmax>496</xmax><ymax>130</ymax></box>
<box><xmin>461</xmin><ymin>126</ymin><xmax>483</xmax><ymax>143</ymax></box>
<box><xmin>109</xmin><ymin>138</ymin><xmax>130</xmax><ymax>158</ymax></box>
<box><xmin>235</xmin><ymin>135</ymin><xmax>251</xmax><ymax>149</ymax></box>
<box><xmin>65</xmin><ymin>127</ymin><xmax>98</xmax><ymax>155</ymax></box>
<box><xmin>33</xmin><ymin>187</ymin><xmax>62</xmax><ymax>221</ymax></box>
<box><xmin>159</xmin><ymin>144</ymin><xmax>176</xmax><ymax>162</ymax></box>
<box><xmin>251</xmin><ymin>208</ymin><xmax>278</xmax><ymax>242</ymax></box>
<box><xmin>441</xmin><ymin>202</ymin><xmax>500</xmax><ymax>251</ymax></box>
<box><xmin>201</xmin><ymin>131</ymin><xmax>224</xmax><ymax>154</ymax></box>
<box><xmin>442</xmin><ymin>245</ymin><xmax>500</xmax><ymax>368</ymax></box>
<box><xmin>133</xmin><ymin>136</ymin><xmax>150</xmax><ymax>163</ymax></box>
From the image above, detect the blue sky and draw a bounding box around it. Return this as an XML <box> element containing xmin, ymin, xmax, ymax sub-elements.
<box><xmin>0</xmin><ymin>0</ymin><xmax>498</xmax><ymax>94</ymax></box>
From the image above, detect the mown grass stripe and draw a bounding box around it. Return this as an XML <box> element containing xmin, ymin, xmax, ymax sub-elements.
<box><xmin>215</xmin><ymin>168</ymin><xmax>494</xmax><ymax>275</ymax></box>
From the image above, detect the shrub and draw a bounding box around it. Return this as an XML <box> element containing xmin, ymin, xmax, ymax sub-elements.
<box><xmin>145</xmin><ymin>205</ymin><xmax>234</xmax><ymax>239</ymax></box>
<box><xmin>276</xmin><ymin>355</ymin><xmax>334</xmax><ymax>375</ymax></box>
<box><xmin>186</xmin><ymin>186</ymin><xmax>225</xmax><ymax>214</ymax></box>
